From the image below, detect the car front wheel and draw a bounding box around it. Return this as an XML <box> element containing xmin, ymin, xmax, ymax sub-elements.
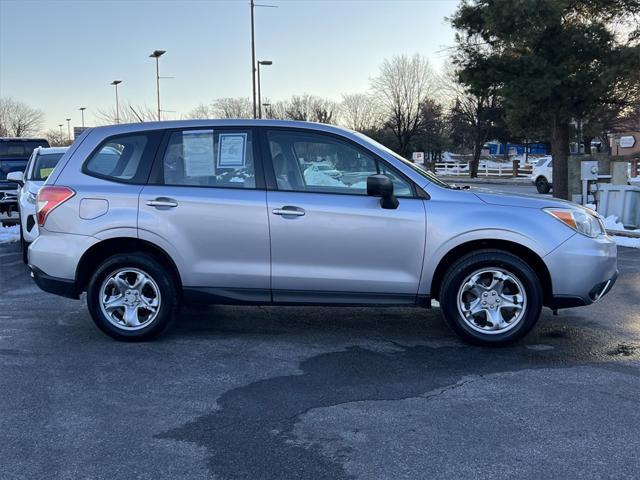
<box><xmin>86</xmin><ymin>253</ymin><xmax>178</xmax><ymax>341</ymax></box>
<box><xmin>439</xmin><ymin>250</ymin><xmax>543</xmax><ymax>346</ymax></box>
<box><xmin>535</xmin><ymin>177</ymin><xmax>551</xmax><ymax>194</ymax></box>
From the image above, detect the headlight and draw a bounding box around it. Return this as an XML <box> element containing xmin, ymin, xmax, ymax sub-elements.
<box><xmin>543</xmin><ymin>207</ymin><xmax>604</xmax><ymax>238</ymax></box>
<box><xmin>27</xmin><ymin>192</ymin><xmax>37</xmax><ymax>204</ymax></box>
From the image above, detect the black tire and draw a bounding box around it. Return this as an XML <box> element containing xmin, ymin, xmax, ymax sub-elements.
<box><xmin>86</xmin><ymin>252</ymin><xmax>179</xmax><ymax>341</ymax></box>
<box><xmin>20</xmin><ymin>225</ymin><xmax>29</xmax><ymax>264</ymax></box>
<box><xmin>535</xmin><ymin>177</ymin><xmax>551</xmax><ymax>194</ymax></box>
<box><xmin>439</xmin><ymin>249</ymin><xmax>543</xmax><ymax>346</ymax></box>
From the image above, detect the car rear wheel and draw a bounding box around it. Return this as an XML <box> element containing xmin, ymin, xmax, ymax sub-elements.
<box><xmin>439</xmin><ymin>250</ymin><xmax>543</xmax><ymax>346</ymax></box>
<box><xmin>535</xmin><ymin>177</ymin><xmax>551</xmax><ymax>194</ymax></box>
<box><xmin>87</xmin><ymin>253</ymin><xmax>178</xmax><ymax>341</ymax></box>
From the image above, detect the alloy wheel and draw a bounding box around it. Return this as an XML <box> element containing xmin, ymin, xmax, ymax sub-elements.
<box><xmin>456</xmin><ymin>268</ymin><xmax>527</xmax><ymax>335</ymax></box>
<box><xmin>99</xmin><ymin>268</ymin><xmax>162</xmax><ymax>331</ymax></box>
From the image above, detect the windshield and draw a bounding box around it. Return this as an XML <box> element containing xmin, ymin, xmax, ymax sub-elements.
<box><xmin>31</xmin><ymin>152</ymin><xmax>64</xmax><ymax>181</ymax></box>
<box><xmin>0</xmin><ymin>140</ymin><xmax>49</xmax><ymax>159</ymax></box>
<box><xmin>353</xmin><ymin>132</ymin><xmax>452</xmax><ymax>189</ymax></box>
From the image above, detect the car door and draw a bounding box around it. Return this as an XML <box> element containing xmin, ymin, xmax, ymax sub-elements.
<box><xmin>262</xmin><ymin>128</ymin><xmax>427</xmax><ymax>304</ymax></box>
<box><xmin>139</xmin><ymin>127</ymin><xmax>271</xmax><ymax>301</ymax></box>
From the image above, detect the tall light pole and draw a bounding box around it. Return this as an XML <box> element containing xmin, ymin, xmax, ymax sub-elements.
<box><xmin>149</xmin><ymin>50</ymin><xmax>166</xmax><ymax>121</ymax></box>
<box><xmin>58</xmin><ymin>124</ymin><xmax>63</xmax><ymax>142</ymax></box>
<box><xmin>66</xmin><ymin>118</ymin><xmax>71</xmax><ymax>141</ymax></box>
<box><xmin>110</xmin><ymin>80</ymin><xmax>122</xmax><ymax>124</ymax></box>
<box><xmin>79</xmin><ymin>107</ymin><xmax>86</xmax><ymax>128</ymax></box>
<box><xmin>250</xmin><ymin>0</ymin><xmax>277</xmax><ymax>118</ymax></box>
<box><xmin>257</xmin><ymin>60</ymin><xmax>272</xmax><ymax>119</ymax></box>
<box><xmin>250</xmin><ymin>0</ymin><xmax>257</xmax><ymax>118</ymax></box>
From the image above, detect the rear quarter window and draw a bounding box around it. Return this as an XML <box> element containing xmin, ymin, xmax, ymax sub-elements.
<box><xmin>83</xmin><ymin>133</ymin><xmax>160</xmax><ymax>184</ymax></box>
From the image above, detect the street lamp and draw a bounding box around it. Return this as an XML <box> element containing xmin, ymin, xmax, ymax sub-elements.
<box><xmin>262</xmin><ymin>103</ymin><xmax>272</xmax><ymax>119</ymax></box>
<box><xmin>110</xmin><ymin>80</ymin><xmax>122</xmax><ymax>124</ymax></box>
<box><xmin>149</xmin><ymin>50</ymin><xmax>166</xmax><ymax>121</ymax></box>
<box><xmin>79</xmin><ymin>107</ymin><xmax>86</xmax><ymax>128</ymax></box>
<box><xmin>66</xmin><ymin>118</ymin><xmax>71</xmax><ymax>141</ymax></box>
<box><xmin>58</xmin><ymin>124</ymin><xmax>63</xmax><ymax>142</ymax></box>
<box><xmin>257</xmin><ymin>60</ymin><xmax>272</xmax><ymax>119</ymax></box>
<box><xmin>250</xmin><ymin>0</ymin><xmax>277</xmax><ymax>118</ymax></box>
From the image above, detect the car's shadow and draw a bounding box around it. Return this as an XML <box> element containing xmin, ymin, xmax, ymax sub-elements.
<box><xmin>153</xmin><ymin>305</ymin><xmax>638</xmax><ymax>480</ymax></box>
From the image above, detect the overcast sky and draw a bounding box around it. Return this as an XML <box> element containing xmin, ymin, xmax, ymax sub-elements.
<box><xmin>0</xmin><ymin>0</ymin><xmax>458</xmax><ymax>131</ymax></box>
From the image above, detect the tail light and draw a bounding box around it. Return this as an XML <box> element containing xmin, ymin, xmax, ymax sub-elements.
<box><xmin>37</xmin><ymin>186</ymin><xmax>75</xmax><ymax>227</ymax></box>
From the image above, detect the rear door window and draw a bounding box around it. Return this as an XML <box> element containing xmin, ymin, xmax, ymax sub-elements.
<box><xmin>159</xmin><ymin>129</ymin><xmax>257</xmax><ymax>189</ymax></box>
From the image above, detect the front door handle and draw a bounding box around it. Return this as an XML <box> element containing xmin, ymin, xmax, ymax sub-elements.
<box><xmin>272</xmin><ymin>206</ymin><xmax>305</xmax><ymax>217</ymax></box>
<box><xmin>146</xmin><ymin>197</ymin><xmax>178</xmax><ymax>208</ymax></box>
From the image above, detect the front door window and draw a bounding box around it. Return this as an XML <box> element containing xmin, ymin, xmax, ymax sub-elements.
<box><xmin>267</xmin><ymin>130</ymin><xmax>413</xmax><ymax>196</ymax></box>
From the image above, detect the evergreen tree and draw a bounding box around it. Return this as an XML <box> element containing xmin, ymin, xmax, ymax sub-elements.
<box><xmin>451</xmin><ymin>0</ymin><xmax>640</xmax><ymax>198</ymax></box>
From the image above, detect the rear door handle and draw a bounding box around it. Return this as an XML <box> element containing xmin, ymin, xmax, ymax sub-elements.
<box><xmin>272</xmin><ymin>206</ymin><xmax>305</xmax><ymax>217</ymax></box>
<box><xmin>146</xmin><ymin>198</ymin><xmax>178</xmax><ymax>208</ymax></box>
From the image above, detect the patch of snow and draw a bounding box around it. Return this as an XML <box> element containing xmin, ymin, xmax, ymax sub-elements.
<box><xmin>0</xmin><ymin>225</ymin><xmax>20</xmax><ymax>244</ymax></box>
<box><xmin>603</xmin><ymin>215</ymin><xmax>626</xmax><ymax>231</ymax></box>
<box><xmin>612</xmin><ymin>236</ymin><xmax>640</xmax><ymax>248</ymax></box>
<box><xmin>603</xmin><ymin>214</ymin><xmax>640</xmax><ymax>248</ymax></box>
<box><xmin>603</xmin><ymin>215</ymin><xmax>640</xmax><ymax>233</ymax></box>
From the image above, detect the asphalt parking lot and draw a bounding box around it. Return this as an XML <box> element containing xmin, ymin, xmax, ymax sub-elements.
<box><xmin>1</xmin><ymin>241</ymin><xmax>639</xmax><ymax>480</ymax></box>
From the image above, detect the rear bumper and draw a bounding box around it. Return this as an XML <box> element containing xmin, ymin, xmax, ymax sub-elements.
<box><xmin>545</xmin><ymin>233</ymin><xmax>618</xmax><ymax>309</ymax></box>
<box><xmin>30</xmin><ymin>265</ymin><xmax>79</xmax><ymax>299</ymax></box>
<box><xmin>28</xmin><ymin>231</ymin><xmax>98</xmax><ymax>280</ymax></box>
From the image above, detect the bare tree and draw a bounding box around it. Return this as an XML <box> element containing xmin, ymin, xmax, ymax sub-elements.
<box><xmin>94</xmin><ymin>103</ymin><xmax>157</xmax><ymax>125</ymax></box>
<box><xmin>370</xmin><ymin>54</ymin><xmax>437</xmax><ymax>156</ymax></box>
<box><xmin>440</xmin><ymin>64</ymin><xmax>496</xmax><ymax>177</ymax></box>
<box><xmin>284</xmin><ymin>95</ymin><xmax>314</xmax><ymax>121</ymax></box>
<box><xmin>44</xmin><ymin>128</ymin><xmax>71</xmax><ymax>147</ymax></box>
<box><xmin>267</xmin><ymin>100</ymin><xmax>291</xmax><ymax>120</ymax></box>
<box><xmin>184</xmin><ymin>103</ymin><xmax>214</xmax><ymax>119</ymax></box>
<box><xmin>211</xmin><ymin>97</ymin><xmax>252</xmax><ymax>119</ymax></box>
<box><xmin>0</xmin><ymin>97</ymin><xmax>45</xmax><ymax>137</ymax></box>
<box><xmin>340</xmin><ymin>93</ymin><xmax>382</xmax><ymax>132</ymax></box>
<box><xmin>450</xmin><ymin>89</ymin><xmax>493</xmax><ymax>177</ymax></box>
<box><xmin>283</xmin><ymin>94</ymin><xmax>339</xmax><ymax>123</ymax></box>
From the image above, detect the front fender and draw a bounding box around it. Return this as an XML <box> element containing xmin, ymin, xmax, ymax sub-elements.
<box><xmin>418</xmin><ymin>198</ymin><xmax>573</xmax><ymax>297</ymax></box>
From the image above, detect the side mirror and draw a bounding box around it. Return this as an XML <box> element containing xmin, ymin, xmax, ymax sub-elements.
<box><xmin>6</xmin><ymin>171</ymin><xmax>24</xmax><ymax>187</ymax></box>
<box><xmin>367</xmin><ymin>174</ymin><xmax>399</xmax><ymax>209</ymax></box>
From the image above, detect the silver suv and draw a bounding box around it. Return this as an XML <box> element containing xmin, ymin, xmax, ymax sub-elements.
<box><xmin>28</xmin><ymin>120</ymin><xmax>618</xmax><ymax>345</ymax></box>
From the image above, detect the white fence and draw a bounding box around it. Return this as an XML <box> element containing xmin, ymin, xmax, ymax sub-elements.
<box><xmin>432</xmin><ymin>162</ymin><xmax>533</xmax><ymax>178</ymax></box>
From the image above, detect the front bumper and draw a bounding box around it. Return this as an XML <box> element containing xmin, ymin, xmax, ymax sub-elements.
<box><xmin>545</xmin><ymin>232</ymin><xmax>618</xmax><ymax>309</ymax></box>
<box><xmin>0</xmin><ymin>190</ymin><xmax>18</xmax><ymax>216</ymax></box>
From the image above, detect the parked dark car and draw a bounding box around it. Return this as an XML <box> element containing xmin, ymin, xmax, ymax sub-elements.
<box><xmin>0</xmin><ymin>137</ymin><xmax>50</xmax><ymax>216</ymax></box>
